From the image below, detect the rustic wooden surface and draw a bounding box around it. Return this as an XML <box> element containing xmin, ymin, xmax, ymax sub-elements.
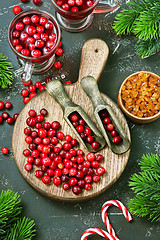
<box><xmin>12</xmin><ymin>39</ymin><xmax>130</xmax><ymax>201</ymax></box>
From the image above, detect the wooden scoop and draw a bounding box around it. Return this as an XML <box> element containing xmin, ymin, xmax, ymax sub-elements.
<box><xmin>81</xmin><ymin>76</ymin><xmax>131</xmax><ymax>154</ymax></box>
<box><xmin>46</xmin><ymin>79</ymin><xmax>106</xmax><ymax>152</ymax></box>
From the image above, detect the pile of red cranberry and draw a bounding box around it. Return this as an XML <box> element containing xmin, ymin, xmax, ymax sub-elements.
<box><xmin>69</xmin><ymin>112</ymin><xmax>101</xmax><ymax>151</ymax></box>
<box><xmin>12</xmin><ymin>13</ymin><xmax>60</xmax><ymax>57</ymax></box>
<box><xmin>23</xmin><ymin>108</ymin><xmax>105</xmax><ymax>195</ymax></box>
<box><xmin>99</xmin><ymin>110</ymin><xmax>122</xmax><ymax>144</ymax></box>
<box><xmin>0</xmin><ymin>101</ymin><xmax>18</xmax><ymax>124</ymax></box>
<box><xmin>56</xmin><ymin>0</ymin><xmax>95</xmax><ymax>12</ymax></box>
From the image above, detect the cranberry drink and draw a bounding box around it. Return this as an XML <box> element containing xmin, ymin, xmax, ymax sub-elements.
<box><xmin>11</xmin><ymin>13</ymin><xmax>59</xmax><ymax>59</ymax></box>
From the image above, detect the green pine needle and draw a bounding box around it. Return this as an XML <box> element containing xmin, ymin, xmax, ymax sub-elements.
<box><xmin>0</xmin><ymin>53</ymin><xmax>14</xmax><ymax>88</ymax></box>
<box><xmin>128</xmin><ymin>154</ymin><xmax>160</xmax><ymax>222</ymax></box>
<box><xmin>5</xmin><ymin>217</ymin><xmax>36</xmax><ymax>240</ymax></box>
<box><xmin>113</xmin><ymin>0</ymin><xmax>160</xmax><ymax>58</ymax></box>
<box><xmin>0</xmin><ymin>190</ymin><xmax>22</xmax><ymax>236</ymax></box>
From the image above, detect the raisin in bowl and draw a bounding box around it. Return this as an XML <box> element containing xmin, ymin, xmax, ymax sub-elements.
<box><xmin>8</xmin><ymin>10</ymin><xmax>61</xmax><ymax>84</ymax></box>
<box><xmin>118</xmin><ymin>71</ymin><xmax>160</xmax><ymax>124</ymax></box>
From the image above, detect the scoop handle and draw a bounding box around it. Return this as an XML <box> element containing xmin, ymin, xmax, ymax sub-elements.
<box><xmin>46</xmin><ymin>79</ymin><xmax>76</xmax><ymax>110</ymax></box>
<box><xmin>81</xmin><ymin>76</ymin><xmax>106</xmax><ymax>108</ymax></box>
<box><xmin>78</xmin><ymin>39</ymin><xmax>109</xmax><ymax>83</ymax></box>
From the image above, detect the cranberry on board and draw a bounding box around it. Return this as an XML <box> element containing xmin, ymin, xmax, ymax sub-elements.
<box><xmin>106</xmin><ymin>123</ymin><xmax>114</xmax><ymax>131</ymax></box>
<box><xmin>72</xmin><ymin>185</ymin><xmax>81</xmax><ymax>195</ymax></box>
<box><xmin>70</xmin><ymin>112</ymin><xmax>79</xmax><ymax>122</ymax></box>
<box><xmin>42</xmin><ymin>175</ymin><xmax>51</xmax><ymax>184</ymax></box>
<box><xmin>113</xmin><ymin>136</ymin><xmax>122</xmax><ymax>144</ymax></box>
<box><xmin>13</xmin><ymin>6</ymin><xmax>22</xmax><ymax>15</ymax></box>
<box><xmin>53</xmin><ymin>177</ymin><xmax>61</xmax><ymax>185</ymax></box>
<box><xmin>2</xmin><ymin>112</ymin><xmax>9</xmax><ymax>120</ymax></box>
<box><xmin>96</xmin><ymin>166</ymin><xmax>105</xmax><ymax>175</ymax></box>
<box><xmin>23</xmin><ymin>16</ymin><xmax>31</xmax><ymax>25</ymax></box>
<box><xmin>54</xmin><ymin>62</ymin><xmax>62</xmax><ymax>69</ymax></box>
<box><xmin>0</xmin><ymin>101</ymin><xmax>4</xmax><ymax>110</ymax></box>
<box><xmin>24</xmin><ymin>163</ymin><xmax>33</xmax><ymax>171</ymax></box>
<box><xmin>35</xmin><ymin>170</ymin><xmax>43</xmax><ymax>178</ymax></box>
<box><xmin>26</xmin><ymin>116</ymin><xmax>36</xmax><ymax>127</ymax></box>
<box><xmin>0</xmin><ymin>116</ymin><xmax>3</xmax><ymax>123</ymax></box>
<box><xmin>33</xmin><ymin>0</ymin><xmax>41</xmax><ymax>5</ymax></box>
<box><xmin>91</xmin><ymin>141</ymin><xmax>100</xmax><ymax>150</ymax></box>
<box><xmin>4</xmin><ymin>102</ymin><xmax>12</xmax><ymax>109</ymax></box>
<box><xmin>85</xmin><ymin>183</ymin><xmax>91</xmax><ymax>190</ymax></box>
<box><xmin>21</xmin><ymin>89</ymin><xmax>29</xmax><ymax>97</ymax></box>
<box><xmin>40</xmin><ymin>108</ymin><xmax>48</xmax><ymax>116</ymax></box>
<box><xmin>13</xmin><ymin>113</ymin><xmax>19</xmax><ymax>121</ymax></box>
<box><xmin>62</xmin><ymin>183</ymin><xmax>70</xmax><ymax>190</ymax></box>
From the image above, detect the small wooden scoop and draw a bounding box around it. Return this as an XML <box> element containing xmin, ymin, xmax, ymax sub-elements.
<box><xmin>81</xmin><ymin>76</ymin><xmax>131</xmax><ymax>154</ymax></box>
<box><xmin>46</xmin><ymin>79</ymin><xmax>106</xmax><ymax>152</ymax></box>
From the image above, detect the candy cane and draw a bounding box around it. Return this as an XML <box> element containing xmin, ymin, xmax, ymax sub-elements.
<box><xmin>101</xmin><ymin>199</ymin><xmax>133</xmax><ymax>238</ymax></box>
<box><xmin>81</xmin><ymin>228</ymin><xmax>117</xmax><ymax>240</ymax></box>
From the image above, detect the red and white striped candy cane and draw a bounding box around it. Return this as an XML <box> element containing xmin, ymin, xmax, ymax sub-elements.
<box><xmin>101</xmin><ymin>199</ymin><xmax>133</xmax><ymax>238</ymax></box>
<box><xmin>81</xmin><ymin>228</ymin><xmax>117</xmax><ymax>240</ymax></box>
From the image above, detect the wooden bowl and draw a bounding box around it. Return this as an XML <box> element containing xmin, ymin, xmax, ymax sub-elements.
<box><xmin>118</xmin><ymin>71</ymin><xmax>160</xmax><ymax>124</ymax></box>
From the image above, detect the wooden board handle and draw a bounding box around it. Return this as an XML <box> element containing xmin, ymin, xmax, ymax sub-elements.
<box><xmin>78</xmin><ymin>39</ymin><xmax>109</xmax><ymax>83</ymax></box>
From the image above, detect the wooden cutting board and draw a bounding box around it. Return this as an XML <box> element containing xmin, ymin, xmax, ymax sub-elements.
<box><xmin>12</xmin><ymin>39</ymin><xmax>131</xmax><ymax>201</ymax></box>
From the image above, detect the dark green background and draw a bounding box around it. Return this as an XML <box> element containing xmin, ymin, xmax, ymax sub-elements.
<box><xmin>0</xmin><ymin>0</ymin><xmax>160</xmax><ymax>239</ymax></box>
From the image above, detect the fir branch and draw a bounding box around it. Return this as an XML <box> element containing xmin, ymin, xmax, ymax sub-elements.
<box><xmin>129</xmin><ymin>154</ymin><xmax>160</xmax><ymax>222</ymax></box>
<box><xmin>0</xmin><ymin>190</ymin><xmax>22</xmax><ymax>237</ymax></box>
<box><xmin>0</xmin><ymin>53</ymin><xmax>14</xmax><ymax>88</ymax></box>
<box><xmin>135</xmin><ymin>37</ymin><xmax>160</xmax><ymax>58</ymax></box>
<box><xmin>5</xmin><ymin>217</ymin><xmax>36</xmax><ymax>240</ymax></box>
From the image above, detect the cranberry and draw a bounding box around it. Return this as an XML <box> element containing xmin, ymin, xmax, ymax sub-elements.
<box><xmin>34</xmin><ymin>157</ymin><xmax>42</xmax><ymax>166</ymax></box>
<box><xmin>80</xmin><ymin>133</ymin><xmax>86</xmax><ymax>141</ymax></box>
<box><xmin>24</xmin><ymin>127</ymin><xmax>31</xmax><ymax>135</ymax></box>
<box><xmin>21</xmin><ymin>89</ymin><xmax>29</xmax><ymax>97</ymax></box>
<box><xmin>72</xmin><ymin>185</ymin><xmax>81</xmax><ymax>195</ymax></box>
<box><xmin>35</xmin><ymin>82</ymin><xmax>41</xmax><ymax>89</ymax></box>
<box><xmin>96</xmin><ymin>166</ymin><xmax>105</xmax><ymax>175</ymax></box>
<box><xmin>1</xmin><ymin>147</ymin><xmax>9</xmax><ymax>155</ymax></box>
<box><xmin>79</xmin><ymin>118</ymin><xmax>85</xmax><ymax>125</ymax></box>
<box><xmin>68</xmin><ymin>0</ymin><xmax>75</xmax><ymax>6</ymax></box>
<box><xmin>84</xmin><ymin>175</ymin><xmax>92</xmax><ymax>183</ymax></box>
<box><xmin>51</xmin><ymin>137</ymin><xmax>58</xmax><ymax>145</ymax></box>
<box><xmin>12</xmin><ymin>30</ymin><xmax>20</xmax><ymax>38</ymax></box>
<box><xmin>70</xmin><ymin>156</ymin><xmax>77</xmax><ymax>163</ymax></box>
<box><xmin>28</xmin><ymin>43</ymin><xmax>36</xmax><ymax>50</ymax></box>
<box><xmin>27</xmin><ymin>156</ymin><xmax>34</xmax><ymax>164</ymax></box>
<box><xmin>21</xmin><ymin>49</ymin><xmax>30</xmax><ymax>56</ymax></box>
<box><xmin>21</xmin><ymin>0</ymin><xmax>29</xmax><ymax>2</ymax></box>
<box><xmin>62</xmin><ymin>3</ymin><xmax>70</xmax><ymax>10</ymax></box>
<box><xmin>82</xmin><ymin>167</ymin><xmax>89</xmax><ymax>174</ymax></box>
<box><xmin>69</xmin><ymin>177</ymin><xmax>78</xmax><ymax>186</ymax></box>
<box><xmin>54</xmin><ymin>62</ymin><xmax>62</xmax><ymax>69</ymax></box>
<box><xmin>71</xmin><ymin>139</ymin><xmax>78</xmax><ymax>146</ymax></box>
<box><xmin>76</xmin><ymin>170</ymin><xmax>84</xmax><ymax>180</ymax></box>
<box><xmin>0</xmin><ymin>101</ymin><xmax>4</xmax><ymax>110</ymax></box>
<box><xmin>71</xmin><ymin>6</ymin><xmax>79</xmax><ymax>12</ymax></box>
<box><xmin>78</xmin><ymin>179</ymin><xmax>85</xmax><ymax>188</ymax></box>
<box><xmin>28</xmin><ymin>85</ymin><xmax>36</xmax><ymax>92</ymax></box>
<box><xmin>65</xmin><ymin>152</ymin><xmax>72</xmax><ymax>159</ymax></box>
<box><xmin>103</xmin><ymin>117</ymin><xmax>111</xmax><ymax>124</ymax></box>
<box><xmin>86</xmin><ymin>152</ymin><xmax>95</xmax><ymax>161</ymax></box>
<box><xmin>34</xmin><ymin>137</ymin><xmax>42</xmax><ymax>144</ymax></box>
<box><xmin>65</xmin><ymin>160</ymin><xmax>72</xmax><ymax>169</ymax></box>
<box><xmin>47</xmin><ymin>129</ymin><xmax>56</xmax><ymax>138</ymax></box>
<box><xmin>23</xmin><ymin>16</ymin><xmax>31</xmax><ymax>25</ymax></box>
<box><xmin>77</xmin><ymin>156</ymin><xmax>84</xmax><ymax>164</ymax></box>
<box><xmin>51</xmin><ymin>121</ymin><xmax>60</xmax><ymax>129</ymax></box>
<box><xmin>35</xmin><ymin>170</ymin><xmax>43</xmax><ymax>178</ymax></box>
<box><xmin>42</xmin><ymin>157</ymin><xmax>51</xmax><ymax>166</ymax></box>
<box><xmin>0</xmin><ymin>116</ymin><xmax>3</xmax><ymax>123</ymax></box>
<box><xmin>62</xmin><ymin>168</ymin><xmax>69</xmax><ymax>175</ymax></box>
<box><xmin>31</xmin><ymin>49</ymin><xmax>41</xmax><ymax>57</ymax></box>
<box><xmin>86</xmin><ymin>0</ymin><xmax>93</xmax><ymax>7</ymax></box>
<box><xmin>36</xmin><ymin>114</ymin><xmax>44</xmax><ymax>123</ymax></box>
<box><xmin>65</xmin><ymin>81</ymin><xmax>72</xmax><ymax>84</ymax></box>
<box><xmin>87</xmin><ymin>168</ymin><xmax>94</xmax><ymax>176</ymax></box>
<box><xmin>42</xmin><ymin>137</ymin><xmax>50</xmax><ymax>145</ymax></box>
<box><xmin>33</xmin><ymin>0</ymin><xmax>41</xmax><ymax>5</ymax></box>
<box><xmin>58</xmin><ymin>162</ymin><xmax>64</xmax><ymax>169</ymax></box>
<box><xmin>23</xmin><ymin>80</ymin><xmax>31</xmax><ymax>86</ymax></box>
<box><xmin>55</xmin><ymin>48</ymin><xmax>63</xmax><ymax>56</ymax></box>
<box><xmin>57</xmin><ymin>132</ymin><xmax>64</xmax><ymax>140</ymax></box>
<box><xmin>45</xmin><ymin>22</ymin><xmax>53</xmax><ymax>30</ymax></box>
<box><xmin>69</xmin><ymin>168</ymin><xmax>77</xmax><ymax>176</ymax></box>
<box><xmin>77</xmin><ymin>125</ymin><xmax>84</xmax><ymax>133</ymax></box>
<box><xmin>69</xmin><ymin>149</ymin><xmax>76</xmax><ymax>156</ymax></box>
<box><xmin>38</xmin><ymin>128</ymin><xmax>47</xmax><ymax>138</ymax></box>
<box><xmin>39</xmin><ymin>85</ymin><xmax>46</xmax><ymax>92</ymax></box>
<box><xmin>49</xmin><ymin>161</ymin><xmax>57</xmax><ymax>169</ymax></box>
<box><xmin>28</xmin><ymin>109</ymin><xmax>36</xmax><ymax>117</ymax></box>
<box><xmin>15</xmin><ymin>22</ymin><xmax>24</xmax><ymax>31</ymax></box>
<box><xmin>2</xmin><ymin>112</ymin><xmax>9</xmax><ymax>120</ymax></box>
<box><xmin>70</xmin><ymin>112</ymin><xmax>79</xmax><ymax>122</ymax></box>
<box><xmin>76</xmin><ymin>149</ymin><xmax>83</xmax><ymax>155</ymax></box>
<box><xmin>53</xmin><ymin>177</ymin><xmax>61</xmax><ymax>185</ymax></box>
<box><xmin>23</xmin><ymin>97</ymin><xmax>30</xmax><ymax>104</ymax></box>
<box><xmin>63</xmin><ymin>142</ymin><xmax>72</xmax><ymax>151</ymax></box>
<box><xmin>23</xmin><ymin>149</ymin><xmax>30</xmax><ymax>156</ymax></box>
<box><xmin>33</xmin><ymin>33</ymin><xmax>41</xmax><ymax>40</ymax></box>
<box><xmin>72</xmin><ymin>121</ymin><xmax>79</xmax><ymax>128</ymax></box>
<box><xmin>26</xmin><ymin>116</ymin><xmax>36</xmax><ymax>127</ymax></box>
<box><xmin>27</xmin><ymin>26</ymin><xmax>36</xmax><ymax>35</ymax></box>
<box><xmin>95</xmin><ymin>154</ymin><xmax>103</xmax><ymax>162</ymax></box>
<box><xmin>93</xmin><ymin>175</ymin><xmax>100</xmax><ymax>183</ymax></box>
<box><xmin>91</xmin><ymin>160</ymin><xmax>99</xmax><ymax>168</ymax></box>
<box><xmin>75</xmin><ymin>0</ymin><xmax>83</xmax><ymax>5</ymax></box>
<box><xmin>42</xmin><ymin>175</ymin><xmax>51</xmax><ymax>184</ymax></box>
<box><xmin>91</xmin><ymin>141</ymin><xmax>100</xmax><ymax>150</ymax></box>
<box><xmin>25</xmin><ymin>163</ymin><xmax>32</xmax><ymax>171</ymax></box>
<box><xmin>85</xmin><ymin>183</ymin><xmax>91</xmax><ymax>190</ymax></box>
<box><xmin>40</xmin><ymin>108</ymin><xmax>48</xmax><ymax>116</ymax></box>
<box><xmin>13</xmin><ymin>6</ymin><xmax>22</xmax><ymax>15</ymax></box>
<box><xmin>40</xmin><ymin>17</ymin><xmax>48</xmax><ymax>25</ymax></box>
<box><xmin>31</xmin><ymin>15</ymin><xmax>40</xmax><ymax>24</ymax></box>
<box><xmin>4</xmin><ymin>102</ymin><xmax>12</xmax><ymax>109</ymax></box>
<box><xmin>46</xmin><ymin>168</ymin><xmax>54</xmax><ymax>177</ymax></box>
<box><xmin>47</xmin><ymin>41</ymin><xmax>55</xmax><ymax>49</ymax></box>
<box><xmin>83</xmin><ymin>160</ymin><xmax>90</xmax><ymax>168</ymax></box>
<box><xmin>25</xmin><ymin>136</ymin><xmax>33</xmax><ymax>144</ymax></box>
<box><xmin>63</xmin><ymin>183</ymin><xmax>70</xmax><ymax>190</ymax></box>
<box><xmin>15</xmin><ymin>45</ymin><xmax>23</xmax><ymax>52</ymax></box>
<box><xmin>35</xmin><ymin>40</ymin><xmax>45</xmax><ymax>48</ymax></box>
<box><xmin>106</xmin><ymin>124</ymin><xmax>114</xmax><ymax>131</ymax></box>
<box><xmin>21</xmin><ymin>32</ymin><xmax>29</xmax><ymax>41</ymax></box>
<box><xmin>86</xmin><ymin>135</ymin><xmax>94</xmax><ymax>143</ymax></box>
<box><xmin>57</xmin><ymin>0</ymin><xmax>63</xmax><ymax>6</ymax></box>
<box><xmin>31</xmin><ymin>130</ymin><xmax>38</xmax><ymax>138</ymax></box>
<box><xmin>29</xmin><ymin>143</ymin><xmax>37</xmax><ymax>150</ymax></box>
<box><xmin>41</xmin><ymin>164</ymin><xmax>48</xmax><ymax>172</ymax></box>
<box><xmin>45</xmin><ymin>76</ymin><xmax>52</xmax><ymax>84</ymax></box>
<box><xmin>113</xmin><ymin>136</ymin><xmax>122</xmax><ymax>144</ymax></box>
<box><xmin>54</xmin><ymin>168</ymin><xmax>62</xmax><ymax>177</ymax></box>
<box><xmin>37</xmin><ymin>144</ymin><xmax>44</xmax><ymax>152</ymax></box>
<box><xmin>12</xmin><ymin>39</ymin><xmax>19</xmax><ymax>45</ymax></box>
<box><xmin>84</xmin><ymin>127</ymin><xmax>92</xmax><ymax>136</ymax></box>
<box><xmin>31</xmin><ymin>150</ymin><xmax>39</xmax><ymax>158</ymax></box>
<box><xmin>36</xmin><ymin>26</ymin><xmax>44</xmax><ymax>34</ymax></box>
<box><xmin>29</xmin><ymin>92</ymin><xmax>37</xmax><ymax>99</ymax></box>
<box><xmin>110</xmin><ymin>130</ymin><xmax>119</xmax><ymax>137</ymax></box>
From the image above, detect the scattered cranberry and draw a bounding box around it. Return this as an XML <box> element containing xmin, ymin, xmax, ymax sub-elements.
<box><xmin>13</xmin><ymin>6</ymin><xmax>22</xmax><ymax>15</ymax></box>
<box><xmin>13</xmin><ymin>113</ymin><xmax>19</xmax><ymax>120</ymax></box>
<box><xmin>24</xmin><ymin>163</ymin><xmax>32</xmax><ymax>171</ymax></box>
<box><xmin>2</xmin><ymin>112</ymin><xmax>9</xmax><ymax>120</ymax></box>
<box><xmin>0</xmin><ymin>116</ymin><xmax>3</xmax><ymax>123</ymax></box>
<box><xmin>2</xmin><ymin>147</ymin><xmax>9</xmax><ymax>155</ymax></box>
<box><xmin>33</xmin><ymin>0</ymin><xmax>41</xmax><ymax>5</ymax></box>
<box><xmin>54</xmin><ymin>61</ymin><xmax>62</xmax><ymax>69</ymax></box>
<box><xmin>96</xmin><ymin>166</ymin><xmax>105</xmax><ymax>176</ymax></box>
<box><xmin>0</xmin><ymin>101</ymin><xmax>4</xmax><ymax>110</ymax></box>
<box><xmin>6</xmin><ymin>117</ymin><xmax>14</xmax><ymax>124</ymax></box>
<box><xmin>26</xmin><ymin>116</ymin><xmax>36</xmax><ymax>127</ymax></box>
<box><xmin>21</xmin><ymin>89</ymin><xmax>29</xmax><ymax>97</ymax></box>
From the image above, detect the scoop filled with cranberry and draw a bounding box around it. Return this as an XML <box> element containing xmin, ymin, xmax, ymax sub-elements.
<box><xmin>8</xmin><ymin>10</ymin><xmax>61</xmax><ymax>84</ymax></box>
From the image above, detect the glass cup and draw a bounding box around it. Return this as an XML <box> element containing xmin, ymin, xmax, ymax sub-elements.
<box><xmin>8</xmin><ymin>10</ymin><xmax>61</xmax><ymax>85</ymax></box>
<box><xmin>50</xmin><ymin>0</ymin><xmax>119</xmax><ymax>32</ymax></box>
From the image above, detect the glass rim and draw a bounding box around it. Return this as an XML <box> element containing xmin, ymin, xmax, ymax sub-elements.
<box><xmin>8</xmin><ymin>9</ymin><xmax>61</xmax><ymax>61</ymax></box>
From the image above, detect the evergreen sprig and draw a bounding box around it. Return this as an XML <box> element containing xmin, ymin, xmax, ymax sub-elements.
<box><xmin>0</xmin><ymin>190</ymin><xmax>36</xmax><ymax>239</ymax></box>
<box><xmin>113</xmin><ymin>0</ymin><xmax>160</xmax><ymax>58</ymax></box>
<box><xmin>128</xmin><ymin>154</ymin><xmax>160</xmax><ymax>222</ymax></box>
<box><xmin>0</xmin><ymin>53</ymin><xmax>13</xmax><ymax>88</ymax></box>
